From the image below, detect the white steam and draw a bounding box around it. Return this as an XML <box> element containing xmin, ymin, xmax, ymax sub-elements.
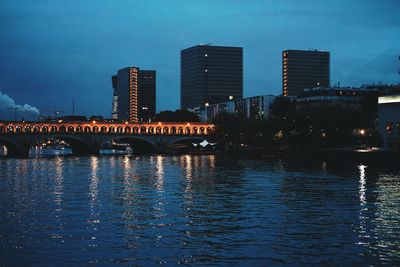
<box><xmin>0</xmin><ymin>91</ymin><xmax>40</xmax><ymax>120</ymax></box>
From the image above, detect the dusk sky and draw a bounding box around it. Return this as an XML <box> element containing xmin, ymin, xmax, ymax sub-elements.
<box><xmin>0</xmin><ymin>0</ymin><xmax>399</xmax><ymax>119</ymax></box>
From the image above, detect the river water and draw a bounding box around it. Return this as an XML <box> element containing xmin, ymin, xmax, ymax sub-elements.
<box><xmin>0</xmin><ymin>152</ymin><xmax>399</xmax><ymax>266</ymax></box>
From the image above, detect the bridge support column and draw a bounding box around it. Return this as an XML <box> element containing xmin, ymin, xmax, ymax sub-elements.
<box><xmin>71</xmin><ymin>142</ymin><xmax>101</xmax><ymax>156</ymax></box>
<box><xmin>6</xmin><ymin>143</ymin><xmax>31</xmax><ymax>158</ymax></box>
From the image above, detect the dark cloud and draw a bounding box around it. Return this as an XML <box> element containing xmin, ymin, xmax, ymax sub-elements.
<box><xmin>0</xmin><ymin>0</ymin><xmax>399</xmax><ymax>118</ymax></box>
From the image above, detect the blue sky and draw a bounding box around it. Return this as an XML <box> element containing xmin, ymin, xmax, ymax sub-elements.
<box><xmin>0</xmin><ymin>0</ymin><xmax>399</xmax><ymax>119</ymax></box>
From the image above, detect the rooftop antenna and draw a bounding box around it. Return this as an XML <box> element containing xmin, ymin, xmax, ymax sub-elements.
<box><xmin>72</xmin><ymin>99</ymin><xmax>75</xmax><ymax>116</ymax></box>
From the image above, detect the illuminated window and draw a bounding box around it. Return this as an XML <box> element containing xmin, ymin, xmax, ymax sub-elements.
<box><xmin>386</xmin><ymin>122</ymin><xmax>393</xmax><ymax>135</ymax></box>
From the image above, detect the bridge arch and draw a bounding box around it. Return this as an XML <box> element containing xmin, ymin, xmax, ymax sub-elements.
<box><xmin>0</xmin><ymin>136</ymin><xmax>39</xmax><ymax>157</ymax></box>
<box><xmin>115</xmin><ymin>136</ymin><xmax>157</xmax><ymax>154</ymax></box>
<box><xmin>163</xmin><ymin>126</ymin><xmax>169</xmax><ymax>134</ymax></box>
<box><xmin>171</xmin><ymin>127</ymin><xmax>176</xmax><ymax>134</ymax></box>
<box><xmin>56</xmin><ymin>135</ymin><xmax>100</xmax><ymax>155</ymax></box>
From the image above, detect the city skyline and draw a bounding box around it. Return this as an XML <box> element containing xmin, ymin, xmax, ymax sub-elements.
<box><xmin>0</xmin><ymin>0</ymin><xmax>399</xmax><ymax>119</ymax></box>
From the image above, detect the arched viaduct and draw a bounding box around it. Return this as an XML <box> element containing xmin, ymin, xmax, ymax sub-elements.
<box><xmin>0</xmin><ymin>121</ymin><xmax>215</xmax><ymax>158</ymax></box>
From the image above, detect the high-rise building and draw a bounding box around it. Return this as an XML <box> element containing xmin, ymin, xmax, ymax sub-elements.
<box><xmin>138</xmin><ymin>70</ymin><xmax>156</xmax><ymax>122</ymax></box>
<box><xmin>112</xmin><ymin>67</ymin><xmax>156</xmax><ymax>122</ymax></box>
<box><xmin>181</xmin><ymin>44</ymin><xmax>243</xmax><ymax>109</ymax></box>
<box><xmin>282</xmin><ymin>50</ymin><xmax>330</xmax><ymax>97</ymax></box>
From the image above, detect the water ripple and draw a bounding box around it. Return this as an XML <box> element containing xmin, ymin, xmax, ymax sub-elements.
<box><xmin>0</xmin><ymin>155</ymin><xmax>399</xmax><ymax>266</ymax></box>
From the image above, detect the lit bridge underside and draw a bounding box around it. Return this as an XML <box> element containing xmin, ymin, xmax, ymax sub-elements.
<box><xmin>0</xmin><ymin>122</ymin><xmax>215</xmax><ymax>158</ymax></box>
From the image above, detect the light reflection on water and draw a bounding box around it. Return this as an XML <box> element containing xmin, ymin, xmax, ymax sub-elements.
<box><xmin>0</xmin><ymin>155</ymin><xmax>399</xmax><ymax>266</ymax></box>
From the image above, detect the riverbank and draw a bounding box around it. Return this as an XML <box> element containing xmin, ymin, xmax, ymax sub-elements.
<box><xmin>222</xmin><ymin>146</ymin><xmax>399</xmax><ymax>164</ymax></box>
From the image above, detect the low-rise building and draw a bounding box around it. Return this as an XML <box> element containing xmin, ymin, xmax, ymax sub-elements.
<box><xmin>296</xmin><ymin>87</ymin><xmax>378</xmax><ymax>108</ymax></box>
<box><xmin>190</xmin><ymin>95</ymin><xmax>276</xmax><ymax>122</ymax></box>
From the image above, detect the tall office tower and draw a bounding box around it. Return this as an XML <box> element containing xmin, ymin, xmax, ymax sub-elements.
<box><xmin>282</xmin><ymin>50</ymin><xmax>330</xmax><ymax>97</ymax></box>
<box><xmin>180</xmin><ymin>44</ymin><xmax>243</xmax><ymax>109</ymax></box>
<box><xmin>113</xmin><ymin>67</ymin><xmax>156</xmax><ymax>123</ymax></box>
<box><xmin>138</xmin><ymin>70</ymin><xmax>156</xmax><ymax>122</ymax></box>
<box><xmin>111</xmin><ymin>75</ymin><xmax>118</xmax><ymax>120</ymax></box>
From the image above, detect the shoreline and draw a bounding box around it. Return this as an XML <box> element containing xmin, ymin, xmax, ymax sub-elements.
<box><xmin>221</xmin><ymin>146</ymin><xmax>400</xmax><ymax>164</ymax></box>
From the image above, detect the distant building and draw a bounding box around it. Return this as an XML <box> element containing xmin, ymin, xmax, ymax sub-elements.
<box><xmin>181</xmin><ymin>44</ymin><xmax>243</xmax><ymax>109</ymax></box>
<box><xmin>58</xmin><ymin>116</ymin><xmax>87</xmax><ymax>122</ymax></box>
<box><xmin>378</xmin><ymin>94</ymin><xmax>400</xmax><ymax>150</ymax></box>
<box><xmin>111</xmin><ymin>75</ymin><xmax>118</xmax><ymax>120</ymax></box>
<box><xmin>191</xmin><ymin>95</ymin><xmax>276</xmax><ymax>122</ymax></box>
<box><xmin>364</xmin><ymin>84</ymin><xmax>400</xmax><ymax>95</ymax></box>
<box><xmin>112</xmin><ymin>67</ymin><xmax>156</xmax><ymax>122</ymax></box>
<box><xmin>283</xmin><ymin>50</ymin><xmax>330</xmax><ymax>97</ymax></box>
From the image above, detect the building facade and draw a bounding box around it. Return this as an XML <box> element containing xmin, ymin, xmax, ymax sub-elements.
<box><xmin>283</xmin><ymin>50</ymin><xmax>330</xmax><ymax>97</ymax></box>
<box><xmin>191</xmin><ymin>95</ymin><xmax>276</xmax><ymax>122</ymax></box>
<box><xmin>378</xmin><ymin>95</ymin><xmax>400</xmax><ymax>150</ymax></box>
<box><xmin>112</xmin><ymin>67</ymin><xmax>156</xmax><ymax>123</ymax></box>
<box><xmin>138</xmin><ymin>70</ymin><xmax>156</xmax><ymax>122</ymax></box>
<box><xmin>296</xmin><ymin>87</ymin><xmax>377</xmax><ymax>108</ymax></box>
<box><xmin>181</xmin><ymin>44</ymin><xmax>243</xmax><ymax>109</ymax></box>
<box><xmin>111</xmin><ymin>75</ymin><xmax>118</xmax><ymax>120</ymax></box>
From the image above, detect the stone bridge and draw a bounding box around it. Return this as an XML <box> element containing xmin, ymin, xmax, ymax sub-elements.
<box><xmin>0</xmin><ymin>121</ymin><xmax>215</xmax><ymax>157</ymax></box>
